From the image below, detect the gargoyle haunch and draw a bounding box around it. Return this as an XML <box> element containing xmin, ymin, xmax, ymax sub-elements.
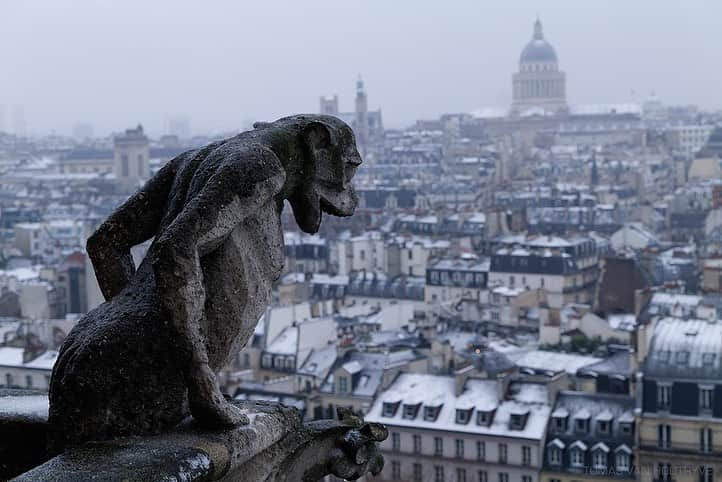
<box><xmin>48</xmin><ymin>115</ymin><xmax>361</xmax><ymax>449</ymax></box>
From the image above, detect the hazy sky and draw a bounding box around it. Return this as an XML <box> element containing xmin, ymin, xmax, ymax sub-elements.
<box><xmin>2</xmin><ymin>1</ymin><xmax>720</xmax><ymax>136</ymax></box>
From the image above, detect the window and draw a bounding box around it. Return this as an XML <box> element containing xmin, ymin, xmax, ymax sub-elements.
<box><xmin>522</xmin><ymin>476</ymin><xmax>532</xmax><ymax>482</ymax></box>
<box><xmin>619</xmin><ymin>422</ymin><xmax>633</xmax><ymax>435</ymax></box>
<box><xmin>522</xmin><ymin>446</ymin><xmax>532</xmax><ymax>466</ymax></box>
<box><xmin>383</xmin><ymin>402</ymin><xmax>399</xmax><ymax>417</ymax></box>
<box><xmin>570</xmin><ymin>448</ymin><xmax>584</xmax><ymax>468</ymax></box>
<box><xmin>658</xmin><ymin>463</ymin><xmax>672</xmax><ymax>482</ymax></box>
<box><xmin>700</xmin><ymin>386</ymin><xmax>714</xmax><ymax>411</ymax></box>
<box><xmin>456</xmin><ymin>408</ymin><xmax>471</xmax><ymax>424</ymax></box>
<box><xmin>477</xmin><ymin>410</ymin><xmax>493</xmax><ymax>426</ymax></box>
<box><xmin>457</xmin><ymin>468</ymin><xmax>467</xmax><ymax>482</ymax></box>
<box><xmin>575</xmin><ymin>417</ymin><xmax>589</xmax><ymax>433</ymax></box>
<box><xmin>25</xmin><ymin>375</ymin><xmax>33</xmax><ymax>388</ymax></box>
<box><xmin>434</xmin><ymin>465</ymin><xmax>444</xmax><ymax>482</ymax></box>
<box><xmin>553</xmin><ymin>416</ymin><xmax>566</xmax><ymax>431</ymax></box>
<box><xmin>658</xmin><ymin>383</ymin><xmax>671</xmax><ymax>410</ymax></box>
<box><xmin>498</xmin><ymin>443</ymin><xmax>507</xmax><ymax>464</ymax></box>
<box><xmin>434</xmin><ymin>436</ymin><xmax>443</xmax><ymax>456</ymax></box>
<box><xmin>413</xmin><ymin>434</ymin><xmax>422</xmax><ymax>454</ymax></box>
<box><xmin>498</xmin><ymin>473</ymin><xmax>509</xmax><ymax>482</ymax></box>
<box><xmin>658</xmin><ymin>424</ymin><xmax>671</xmax><ymax>449</ymax></box>
<box><xmin>413</xmin><ymin>464</ymin><xmax>423</xmax><ymax>482</ymax></box>
<box><xmin>425</xmin><ymin>405</ymin><xmax>441</xmax><ymax>421</ymax></box>
<box><xmin>548</xmin><ymin>447</ymin><xmax>562</xmax><ymax>465</ymax></box>
<box><xmin>403</xmin><ymin>404</ymin><xmax>419</xmax><ymax>419</ymax></box>
<box><xmin>701</xmin><ymin>428</ymin><xmax>713</xmax><ymax>453</ymax></box>
<box><xmin>338</xmin><ymin>377</ymin><xmax>348</xmax><ymax>393</ymax></box>
<box><xmin>391</xmin><ymin>461</ymin><xmax>401</xmax><ymax>480</ymax></box>
<box><xmin>598</xmin><ymin>420</ymin><xmax>609</xmax><ymax>434</ymax></box>
<box><xmin>455</xmin><ymin>439</ymin><xmax>465</xmax><ymax>458</ymax></box>
<box><xmin>592</xmin><ymin>450</ymin><xmax>607</xmax><ymax>470</ymax></box>
<box><xmin>5</xmin><ymin>374</ymin><xmax>12</xmax><ymax>387</ymax></box>
<box><xmin>137</xmin><ymin>155</ymin><xmax>145</xmax><ymax>176</ymax></box>
<box><xmin>121</xmin><ymin>154</ymin><xmax>129</xmax><ymax>177</ymax></box>
<box><xmin>391</xmin><ymin>432</ymin><xmax>400</xmax><ymax>451</ymax></box>
<box><xmin>262</xmin><ymin>354</ymin><xmax>271</xmax><ymax>368</ymax></box>
<box><xmin>616</xmin><ymin>452</ymin><xmax>630</xmax><ymax>472</ymax></box>
<box><xmin>478</xmin><ymin>471</ymin><xmax>488</xmax><ymax>482</ymax></box>
<box><xmin>510</xmin><ymin>412</ymin><xmax>528</xmax><ymax>430</ymax></box>
<box><xmin>476</xmin><ymin>441</ymin><xmax>485</xmax><ymax>460</ymax></box>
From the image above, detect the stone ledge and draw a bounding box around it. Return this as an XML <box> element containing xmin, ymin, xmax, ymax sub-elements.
<box><xmin>1</xmin><ymin>391</ymin><xmax>386</xmax><ymax>481</ymax></box>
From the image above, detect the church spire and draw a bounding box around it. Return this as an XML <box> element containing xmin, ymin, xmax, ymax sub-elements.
<box><xmin>533</xmin><ymin>17</ymin><xmax>544</xmax><ymax>40</ymax></box>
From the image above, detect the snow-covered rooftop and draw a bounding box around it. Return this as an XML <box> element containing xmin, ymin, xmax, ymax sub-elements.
<box><xmin>366</xmin><ymin>373</ymin><xmax>550</xmax><ymax>440</ymax></box>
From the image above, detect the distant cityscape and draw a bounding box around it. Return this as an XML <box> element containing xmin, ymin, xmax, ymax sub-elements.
<box><xmin>2</xmin><ymin>17</ymin><xmax>722</xmax><ymax>482</ymax></box>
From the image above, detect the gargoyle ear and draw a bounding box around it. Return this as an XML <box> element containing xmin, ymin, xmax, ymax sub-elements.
<box><xmin>303</xmin><ymin>121</ymin><xmax>333</xmax><ymax>151</ymax></box>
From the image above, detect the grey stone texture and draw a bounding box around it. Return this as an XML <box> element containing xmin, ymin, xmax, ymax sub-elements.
<box><xmin>48</xmin><ymin>115</ymin><xmax>363</xmax><ymax>451</ymax></box>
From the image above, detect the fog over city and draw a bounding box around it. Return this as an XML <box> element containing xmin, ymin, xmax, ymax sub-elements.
<box><xmin>2</xmin><ymin>0</ymin><xmax>720</xmax><ymax>135</ymax></box>
<box><xmin>3</xmin><ymin>2</ymin><xmax>722</xmax><ymax>481</ymax></box>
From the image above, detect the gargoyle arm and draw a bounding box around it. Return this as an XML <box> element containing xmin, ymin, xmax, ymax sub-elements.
<box><xmin>86</xmin><ymin>157</ymin><xmax>180</xmax><ymax>301</ymax></box>
<box><xmin>152</xmin><ymin>149</ymin><xmax>285</xmax><ymax>425</ymax></box>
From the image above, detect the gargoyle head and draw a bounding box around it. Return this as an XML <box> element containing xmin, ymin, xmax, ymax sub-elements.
<box><xmin>289</xmin><ymin>115</ymin><xmax>362</xmax><ymax>234</ymax></box>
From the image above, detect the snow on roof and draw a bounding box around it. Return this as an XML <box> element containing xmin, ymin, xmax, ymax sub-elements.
<box><xmin>0</xmin><ymin>347</ymin><xmax>57</xmax><ymax>370</ymax></box>
<box><xmin>366</xmin><ymin>373</ymin><xmax>550</xmax><ymax>440</ymax></box>
<box><xmin>311</xmin><ymin>274</ymin><xmax>349</xmax><ymax>285</ymax></box>
<box><xmin>493</xmin><ymin>286</ymin><xmax>525</xmax><ymax>297</ymax></box>
<box><xmin>297</xmin><ymin>344</ymin><xmax>336</xmax><ymax>377</ymax></box>
<box><xmin>591</xmin><ymin>442</ymin><xmax>610</xmax><ymax>453</ymax></box>
<box><xmin>23</xmin><ymin>350</ymin><xmax>58</xmax><ymax>369</ymax></box>
<box><xmin>342</xmin><ymin>361</ymin><xmax>363</xmax><ymax>374</ymax></box>
<box><xmin>596</xmin><ymin>409</ymin><xmax>614</xmax><ymax>422</ymax></box>
<box><xmin>607</xmin><ymin>314</ymin><xmax>636</xmax><ymax>332</ymax></box>
<box><xmin>574</xmin><ymin>408</ymin><xmax>591</xmax><ymax>419</ymax></box>
<box><xmin>548</xmin><ymin>438</ymin><xmax>565</xmax><ymax>449</ymax></box>
<box><xmin>0</xmin><ymin>267</ymin><xmax>41</xmax><ymax>282</ymax></box>
<box><xmin>570</xmin><ymin>440</ymin><xmax>588</xmax><ymax>451</ymax></box>
<box><xmin>648</xmin><ymin>317</ymin><xmax>722</xmax><ymax>373</ymax></box>
<box><xmin>551</xmin><ymin>407</ymin><xmax>569</xmax><ymax>418</ymax></box>
<box><xmin>650</xmin><ymin>293</ymin><xmax>702</xmax><ymax>307</ymax></box>
<box><xmin>0</xmin><ymin>347</ymin><xmax>24</xmax><ymax>366</ymax></box>
<box><xmin>266</xmin><ymin>326</ymin><xmax>298</xmax><ymax>355</ymax></box>
<box><xmin>569</xmin><ymin>103</ymin><xmax>641</xmax><ymax>116</ymax></box>
<box><xmin>283</xmin><ymin>231</ymin><xmax>325</xmax><ymax>245</ymax></box>
<box><xmin>510</xmin><ymin>350</ymin><xmax>601</xmax><ymax>375</ymax></box>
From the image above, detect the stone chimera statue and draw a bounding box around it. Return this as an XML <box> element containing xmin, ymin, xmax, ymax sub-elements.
<box><xmin>48</xmin><ymin>115</ymin><xmax>363</xmax><ymax>449</ymax></box>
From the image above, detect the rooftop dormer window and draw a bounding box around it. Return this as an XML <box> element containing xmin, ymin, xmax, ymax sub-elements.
<box><xmin>591</xmin><ymin>443</ymin><xmax>610</xmax><ymax>471</ymax></box>
<box><xmin>615</xmin><ymin>445</ymin><xmax>632</xmax><ymax>472</ymax></box>
<box><xmin>424</xmin><ymin>405</ymin><xmax>442</xmax><ymax>421</ymax></box>
<box><xmin>382</xmin><ymin>401</ymin><xmax>400</xmax><ymax>417</ymax></box>
<box><xmin>456</xmin><ymin>408</ymin><xmax>472</xmax><ymax>425</ymax></box>
<box><xmin>551</xmin><ymin>408</ymin><xmax>569</xmax><ymax>432</ymax></box>
<box><xmin>547</xmin><ymin>439</ymin><xmax>564</xmax><ymax>465</ymax></box>
<box><xmin>403</xmin><ymin>403</ymin><xmax>421</xmax><ymax>420</ymax></box>
<box><xmin>477</xmin><ymin>409</ymin><xmax>494</xmax><ymax>427</ymax></box>
<box><xmin>569</xmin><ymin>441</ymin><xmax>587</xmax><ymax>468</ymax></box>
<box><xmin>619</xmin><ymin>421</ymin><xmax>634</xmax><ymax>436</ymax></box>
<box><xmin>675</xmin><ymin>351</ymin><xmax>690</xmax><ymax>365</ymax></box>
<box><xmin>596</xmin><ymin>410</ymin><xmax>613</xmax><ymax>435</ymax></box>
<box><xmin>574</xmin><ymin>410</ymin><xmax>591</xmax><ymax>433</ymax></box>
<box><xmin>510</xmin><ymin>409</ymin><xmax>530</xmax><ymax>430</ymax></box>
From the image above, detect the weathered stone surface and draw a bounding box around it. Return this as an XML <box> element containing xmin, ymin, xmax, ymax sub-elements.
<box><xmin>9</xmin><ymin>398</ymin><xmax>386</xmax><ymax>481</ymax></box>
<box><xmin>48</xmin><ymin>115</ymin><xmax>363</xmax><ymax>451</ymax></box>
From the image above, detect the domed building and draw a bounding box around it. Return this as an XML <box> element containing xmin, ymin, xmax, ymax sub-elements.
<box><xmin>510</xmin><ymin>18</ymin><xmax>568</xmax><ymax>116</ymax></box>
